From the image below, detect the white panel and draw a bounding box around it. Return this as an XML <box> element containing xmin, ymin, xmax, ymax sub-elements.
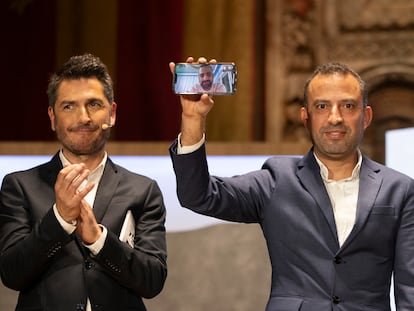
<box><xmin>0</xmin><ymin>155</ymin><xmax>269</xmax><ymax>232</ymax></box>
<box><xmin>386</xmin><ymin>127</ymin><xmax>414</xmax><ymax>178</ymax></box>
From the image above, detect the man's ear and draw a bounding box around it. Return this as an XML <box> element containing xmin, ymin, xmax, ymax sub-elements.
<box><xmin>47</xmin><ymin>106</ymin><xmax>56</xmax><ymax>131</ymax></box>
<box><xmin>364</xmin><ymin>105</ymin><xmax>373</xmax><ymax>130</ymax></box>
<box><xmin>300</xmin><ymin>107</ymin><xmax>308</xmax><ymax>129</ymax></box>
<box><xmin>110</xmin><ymin>102</ymin><xmax>117</xmax><ymax>127</ymax></box>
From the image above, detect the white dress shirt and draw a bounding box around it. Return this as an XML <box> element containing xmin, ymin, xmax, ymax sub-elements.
<box><xmin>314</xmin><ymin>151</ymin><xmax>362</xmax><ymax>246</ymax></box>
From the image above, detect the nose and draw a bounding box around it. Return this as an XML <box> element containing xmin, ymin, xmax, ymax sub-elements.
<box><xmin>328</xmin><ymin>104</ymin><xmax>343</xmax><ymax>124</ymax></box>
<box><xmin>78</xmin><ymin>106</ymin><xmax>92</xmax><ymax>124</ymax></box>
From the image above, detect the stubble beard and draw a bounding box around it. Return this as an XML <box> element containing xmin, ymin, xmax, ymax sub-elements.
<box><xmin>201</xmin><ymin>80</ymin><xmax>212</xmax><ymax>90</ymax></box>
<box><xmin>56</xmin><ymin>130</ymin><xmax>108</xmax><ymax>157</ymax></box>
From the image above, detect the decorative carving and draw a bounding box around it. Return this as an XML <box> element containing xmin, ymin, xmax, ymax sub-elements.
<box><xmin>283</xmin><ymin>97</ymin><xmax>309</xmax><ymax>143</ymax></box>
<box><xmin>328</xmin><ymin>32</ymin><xmax>414</xmax><ymax>61</ymax></box>
<box><xmin>273</xmin><ymin>0</ymin><xmax>414</xmax><ymax>161</ymax></box>
<box><xmin>338</xmin><ymin>0</ymin><xmax>414</xmax><ymax>30</ymax></box>
<box><xmin>281</xmin><ymin>0</ymin><xmax>316</xmax><ymax>71</ymax></box>
<box><xmin>326</xmin><ymin>2</ymin><xmax>414</xmax><ymax>61</ymax></box>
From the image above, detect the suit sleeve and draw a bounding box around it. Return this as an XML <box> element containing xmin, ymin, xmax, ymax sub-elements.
<box><xmin>169</xmin><ymin>139</ymin><xmax>274</xmax><ymax>223</ymax></box>
<box><xmin>0</xmin><ymin>173</ymin><xmax>74</xmax><ymax>290</ymax></box>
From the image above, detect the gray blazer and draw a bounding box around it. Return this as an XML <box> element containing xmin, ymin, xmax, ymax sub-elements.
<box><xmin>170</xmin><ymin>141</ymin><xmax>414</xmax><ymax>311</ymax></box>
<box><xmin>0</xmin><ymin>153</ymin><xmax>167</xmax><ymax>311</ymax></box>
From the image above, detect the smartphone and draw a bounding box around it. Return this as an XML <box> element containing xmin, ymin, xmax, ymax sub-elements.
<box><xmin>173</xmin><ymin>63</ymin><xmax>237</xmax><ymax>95</ymax></box>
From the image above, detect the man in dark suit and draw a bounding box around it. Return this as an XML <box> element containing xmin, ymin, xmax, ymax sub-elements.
<box><xmin>0</xmin><ymin>54</ymin><xmax>167</xmax><ymax>311</ymax></box>
<box><xmin>168</xmin><ymin>57</ymin><xmax>414</xmax><ymax>310</ymax></box>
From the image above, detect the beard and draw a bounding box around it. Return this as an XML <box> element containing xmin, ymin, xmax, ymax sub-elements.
<box><xmin>61</xmin><ymin>137</ymin><xmax>106</xmax><ymax>156</ymax></box>
<box><xmin>200</xmin><ymin>80</ymin><xmax>213</xmax><ymax>90</ymax></box>
<box><xmin>310</xmin><ymin>126</ymin><xmax>363</xmax><ymax>160</ymax></box>
<box><xmin>55</xmin><ymin>125</ymin><xmax>109</xmax><ymax>157</ymax></box>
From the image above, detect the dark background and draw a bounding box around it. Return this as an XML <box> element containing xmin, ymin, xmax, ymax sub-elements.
<box><xmin>0</xmin><ymin>0</ymin><xmax>184</xmax><ymax>141</ymax></box>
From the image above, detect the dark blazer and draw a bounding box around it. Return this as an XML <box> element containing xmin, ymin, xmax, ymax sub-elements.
<box><xmin>0</xmin><ymin>153</ymin><xmax>167</xmax><ymax>311</ymax></box>
<box><xmin>170</xmin><ymin>141</ymin><xmax>414</xmax><ymax>311</ymax></box>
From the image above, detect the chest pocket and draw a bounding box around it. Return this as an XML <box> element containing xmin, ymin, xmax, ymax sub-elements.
<box><xmin>370</xmin><ymin>205</ymin><xmax>394</xmax><ymax>216</ymax></box>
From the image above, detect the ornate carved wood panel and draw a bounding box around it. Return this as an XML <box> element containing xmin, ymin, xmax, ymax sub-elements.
<box><xmin>266</xmin><ymin>0</ymin><xmax>414</xmax><ymax>162</ymax></box>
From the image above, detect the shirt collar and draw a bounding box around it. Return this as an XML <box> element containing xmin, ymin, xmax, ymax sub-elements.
<box><xmin>314</xmin><ymin>149</ymin><xmax>362</xmax><ymax>182</ymax></box>
<box><xmin>58</xmin><ymin>150</ymin><xmax>107</xmax><ymax>178</ymax></box>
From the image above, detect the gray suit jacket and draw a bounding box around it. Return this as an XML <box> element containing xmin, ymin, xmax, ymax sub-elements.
<box><xmin>0</xmin><ymin>153</ymin><xmax>167</xmax><ymax>311</ymax></box>
<box><xmin>170</xmin><ymin>141</ymin><xmax>414</xmax><ymax>311</ymax></box>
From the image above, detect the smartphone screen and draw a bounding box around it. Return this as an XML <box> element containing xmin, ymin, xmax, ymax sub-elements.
<box><xmin>173</xmin><ymin>63</ymin><xmax>237</xmax><ymax>95</ymax></box>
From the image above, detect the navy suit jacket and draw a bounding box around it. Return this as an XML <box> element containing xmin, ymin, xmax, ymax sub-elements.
<box><xmin>0</xmin><ymin>153</ymin><xmax>167</xmax><ymax>311</ymax></box>
<box><xmin>170</xmin><ymin>141</ymin><xmax>414</xmax><ymax>311</ymax></box>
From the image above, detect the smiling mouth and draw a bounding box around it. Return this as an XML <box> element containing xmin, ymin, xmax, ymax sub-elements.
<box><xmin>70</xmin><ymin>125</ymin><xmax>98</xmax><ymax>132</ymax></box>
<box><xmin>325</xmin><ymin>131</ymin><xmax>346</xmax><ymax>139</ymax></box>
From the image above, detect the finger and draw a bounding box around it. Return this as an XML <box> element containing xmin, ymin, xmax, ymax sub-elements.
<box><xmin>209</xmin><ymin>58</ymin><xmax>218</xmax><ymax>64</ymax></box>
<box><xmin>56</xmin><ymin>164</ymin><xmax>86</xmax><ymax>191</ymax></box>
<box><xmin>79</xmin><ymin>199</ymin><xmax>92</xmax><ymax>216</ymax></box>
<box><xmin>57</xmin><ymin>164</ymin><xmax>80</xmax><ymax>180</ymax></box>
<box><xmin>69</xmin><ymin>169</ymin><xmax>91</xmax><ymax>192</ymax></box>
<box><xmin>201</xmin><ymin>93</ymin><xmax>214</xmax><ymax>104</ymax></box>
<box><xmin>197</xmin><ymin>57</ymin><xmax>207</xmax><ymax>64</ymax></box>
<box><xmin>169</xmin><ymin>62</ymin><xmax>175</xmax><ymax>74</ymax></box>
<box><xmin>59</xmin><ymin>163</ymin><xmax>86</xmax><ymax>182</ymax></box>
<box><xmin>76</xmin><ymin>182</ymin><xmax>95</xmax><ymax>199</ymax></box>
<box><xmin>186</xmin><ymin>56</ymin><xmax>194</xmax><ymax>63</ymax></box>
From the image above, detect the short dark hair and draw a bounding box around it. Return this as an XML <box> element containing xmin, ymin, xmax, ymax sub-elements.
<box><xmin>47</xmin><ymin>53</ymin><xmax>114</xmax><ymax>107</ymax></box>
<box><xmin>303</xmin><ymin>62</ymin><xmax>368</xmax><ymax>108</ymax></box>
<box><xmin>199</xmin><ymin>63</ymin><xmax>213</xmax><ymax>72</ymax></box>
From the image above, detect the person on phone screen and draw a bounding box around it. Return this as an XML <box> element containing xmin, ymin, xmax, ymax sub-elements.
<box><xmin>0</xmin><ymin>53</ymin><xmax>167</xmax><ymax>311</ymax></box>
<box><xmin>168</xmin><ymin>56</ymin><xmax>414</xmax><ymax>310</ymax></box>
<box><xmin>189</xmin><ymin>63</ymin><xmax>226</xmax><ymax>93</ymax></box>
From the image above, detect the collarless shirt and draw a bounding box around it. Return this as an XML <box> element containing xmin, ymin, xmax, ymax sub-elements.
<box><xmin>314</xmin><ymin>151</ymin><xmax>362</xmax><ymax>246</ymax></box>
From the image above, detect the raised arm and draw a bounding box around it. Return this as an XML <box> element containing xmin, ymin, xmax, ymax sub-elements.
<box><xmin>169</xmin><ymin>56</ymin><xmax>216</xmax><ymax>146</ymax></box>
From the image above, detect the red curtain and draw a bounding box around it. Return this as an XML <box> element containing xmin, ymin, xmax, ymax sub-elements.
<box><xmin>0</xmin><ymin>0</ymin><xmax>184</xmax><ymax>142</ymax></box>
<box><xmin>115</xmin><ymin>1</ymin><xmax>184</xmax><ymax>141</ymax></box>
<box><xmin>0</xmin><ymin>0</ymin><xmax>56</xmax><ymax>141</ymax></box>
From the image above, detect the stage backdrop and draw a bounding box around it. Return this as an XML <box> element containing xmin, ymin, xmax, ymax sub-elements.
<box><xmin>0</xmin><ymin>0</ymin><xmax>263</xmax><ymax>142</ymax></box>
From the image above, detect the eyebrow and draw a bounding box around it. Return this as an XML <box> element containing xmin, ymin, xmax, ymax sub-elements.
<box><xmin>57</xmin><ymin>99</ymin><xmax>76</xmax><ymax>107</ymax></box>
<box><xmin>57</xmin><ymin>97</ymin><xmax>105</xmax><ymax>107</ymax></box>
<box><xmin>312</xmin><ymin>98</ymin><xmax>358</xmax><ymax>105</ymax></box>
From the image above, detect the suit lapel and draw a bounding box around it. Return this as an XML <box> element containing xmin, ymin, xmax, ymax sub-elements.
<box><xmin>297</xmin><ymin>152</ymin><xmax>383</xmax><ymax>251</ymax></box>
<box><xmin>297</xmin><ymin>152</ymin><xmax>339</xmax><ymax>249</ymax></box>
<box><xmin>341</xmin><ymin>156</ymin><xmax>382</xmax><ymax>249</ymax></box>
<box><xmin>93</xmin><ymin>158</ymin><xmax>120</xmax><ymax>223</ymax></box>
<box><xmin>40</xmin><ymin>152</ymin><xmax>63</xmax><ymax>187</ymax></box>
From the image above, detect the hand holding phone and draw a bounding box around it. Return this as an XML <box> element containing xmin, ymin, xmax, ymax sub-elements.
<box><xmin>173</xmin><ymin>63</ymin><xmax>237</xmax><ymax>95</ymax></box>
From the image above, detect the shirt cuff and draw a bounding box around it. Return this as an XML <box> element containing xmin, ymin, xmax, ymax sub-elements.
<box><xmin>177</xmin><ymin>133</ymin><xmax>205</xmax><ymax>155</ymax></box>
<box><xmin>53</xmin><ymin>204</ymin><xmax>77</xmax><ymax>234</ymax></box>
<box><xmin>84</xmin><ymin>225</ymin><xmax>107</xmax><ymax>256</ymax></box>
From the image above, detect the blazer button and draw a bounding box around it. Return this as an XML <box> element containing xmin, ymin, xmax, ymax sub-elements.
<box><xmin>332</xmin><ymin>295</ymin><xmax>341</xmax><ymax>304</ymax></box>
<box><xmin>333</xmin><ymin>256</ymin><xmax>343</xmax><ymax>264</ymax></box>
<box><xmin>76</xmin><ymin>303</ymin><xmax>86</xmax><ymax>310</ymax></box>
<box><xmin>84</xmin><ymin>260</ymin><xmax>94</xmax><ymax>270</ymax></box>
